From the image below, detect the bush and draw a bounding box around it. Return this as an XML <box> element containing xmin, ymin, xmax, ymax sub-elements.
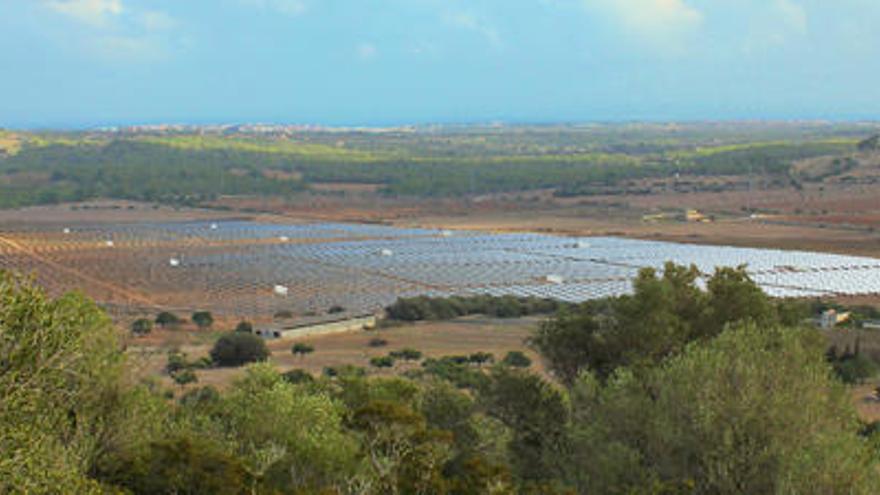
<box><xmin>833</xmin><ymin>355</ymin><xmax>880</xmax><ymax>384</ymax></box>
<box><xmin>328</xmin><ymin>305</ymin><xmax>345</xmax><ymax>314</ymax></box>
<box><xmin>469</xmin><ymin>352</ymin><xmax>494</xmax><ymax>366</ymax></box>
<box><xmin>165</xmin><ymin>351</ymin><xmax>189</xmax><ymax>374</ymax></box>
<box><xmin>386</xmin><ymin>295</ymin><xmax>565</xmax><ymax>322</ymax></box>
<box><xmin>370</xmin><ymin>356</ymin><xmax>395</xmax><ymax>368</ymax></box>
<box><xmin>323</xmin><ymin>365</ymin><xmax>366</xmax><ymax>378</ymax></box>
<box><xmin>210</xmin><ymin>332</ymin><xmax>270</xmax><ymax>367</ymax></box>
<box><xmin>172</xmin><ymin>369</ymin><xmax>198</xmax><ymax>388</ymax></box>
<box><xmin>368</xmin><ymin>338</ymin><xmax>389</xmax><ymax>348</ymax></box>
<box><xmin>234</xmin><ymin>321</ymin><xmax>253</xmax><ymax>333</ymax></box>
<box><xmin>422</xmin><ymin>357</ymin><xmax>490</xmax><ymax>389</ymax></box>
<box><xmin>501</xmin><ymin>351</ymin><xmax>532</xmax><ymax>368</ymax></box>
<box><xmin>131</xmin><ymin>318</ymin><xmax>153</xmax><ymax>336</ymax></box>
<box><xmin>281</xmin><ymin>369</ymin><xmax>315</xmax><ymax>384</ymax></box>
<box><xmin>291</xmin><ymin>343</ymin><xmax>315</xmax><ymax>358</ymax></box>
<box><xmin>389</xmin><ymin>348</ymin><xmax>423</xmax><ymax>361</ymax></box>
<box><xmin>191</xmin><ymin>311</ymin><xmax>214</xmax><ymax>329</ymax></box>
<box><xmin>155</xmin><ymin>311</ymin><xmax>182</xmax><ymax>328</ymax></box>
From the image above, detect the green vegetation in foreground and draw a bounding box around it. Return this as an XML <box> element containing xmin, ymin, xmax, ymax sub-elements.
<box><xmin>0</xmin><ymin>124</ymin><xmax>867</xmax><ymax>208</ymax></box>
<box><xmin>3</xmin><ymin>263</ymin><xmax>880</xmax><ymax>493</ymax></box>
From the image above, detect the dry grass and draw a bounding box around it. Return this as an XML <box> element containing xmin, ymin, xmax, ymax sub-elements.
<box><xmin>133</xmin><ymin>316</ymin><xmax>542</xmax><ymax>391</ymax></box>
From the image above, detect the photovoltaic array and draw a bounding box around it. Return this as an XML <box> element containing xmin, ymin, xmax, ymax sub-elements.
<box><xmin>2</xmin><ymin>220</ymin><xmax>879</xmax><ymax>317</ymax></box>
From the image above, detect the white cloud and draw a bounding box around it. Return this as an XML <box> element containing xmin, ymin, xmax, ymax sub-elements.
<box><xmin>356</xmin><ymin>42</ymin><xmax>378</xmax><ymax>61</ymax></box>
<box><xmin>445</xmin><ymin>12</ymin><xmax>502</xmax><ymax>49</ymax></box>
<box><xmin>42</xmin><ymin>0</ymin><xmax>183</xmax><ymax>63</ymax></box>
<box><xmin>44</xmin><ymin>0</ymin><xmax>123</xmax><ymax>27</ymax></box>
<box><xmin>239</xmin><ymin>0</ymin><xmax>307</xmax><ymax>16</ymax></box>
<box><xmin>773</xmin><ymin>0</ymin><xmax>807</xmax><ymax>35</ymax></box>
<box><xmin>583</xmin><ymin>0</ymin><xmax>702</xmax><ymax>49</ymax></box>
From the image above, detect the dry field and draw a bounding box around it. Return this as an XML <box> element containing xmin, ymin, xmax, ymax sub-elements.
<box><xmin>131</xmin><ymin>316</ymin><xmax>542</xmax><ymax>391</ymax></box>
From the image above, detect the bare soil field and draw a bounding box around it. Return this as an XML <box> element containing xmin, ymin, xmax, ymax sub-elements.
<box><xmin>133</xmin><ymin>317</ymin><xmax>541</xmax><ymax>391</ymax></box>
<box><xmin>0</xmin><ymin>200</ymin><xmax>240</xmax><ymax>226</ymax></box>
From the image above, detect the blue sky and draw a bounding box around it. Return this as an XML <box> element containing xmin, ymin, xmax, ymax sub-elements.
<box><xmin>2</xmin><ymin>0</ymin><xmax>880</xmax><ymax>127</ymax></box>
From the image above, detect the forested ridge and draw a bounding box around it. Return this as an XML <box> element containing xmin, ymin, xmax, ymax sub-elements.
<box><xmin>2</xmin><ymin>264</ymin><xmax>878</xmax><ymax>494</ymax></box>
<box><xmin>0</xmin><ymin>131</ymin><xmax>858</xmax><ymax>208</ymax></box>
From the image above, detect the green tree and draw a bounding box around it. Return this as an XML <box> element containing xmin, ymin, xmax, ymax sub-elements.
<box><xmin>155</xmin><ymin>311</ymin><xmax>181</xmax><ymax>328</ymax></box>
<box><xmin>501</xmin><ymin>351</ymin><xmax>532</xmax><ymax>368</ymax></box>
<box><xmin>210</xmin><ymin>332</ymin><xmax>270</xmax><ymax>367</ymax></box>
<box><xmin>0</xmin><ymin>272</ymin><xmax>125</xmax><ymax>492</ymax></box>
<box><xmin>234</xmin><ymin>320</ymin><xmax>253</xmax><ymax>333</ymax></box>
<box><xmin>212</xmin><ymin>363</ymin><xmax>359</xmax><ymax>492</ymax></box>
<box><xmin>481</xmin><ymin>368</ymin><xmax>569</xmax><ymax>484</ymax></box>
<box><xmin>100</xmin><ymin>435</ymin><xmax>248</xmax><ymax>495</ymax></box>
<box><xmin>351</xmin><ymin>400</ymin><xmax>453</xmax><ymax>494</ymax></box>
<box><xmin>703</xmin><ymin>265</ymin><xmax>775</xmax><ymax>335</ymax></box>
<box><xmin>191</xmin><ymin>311</ymin><xmax>214</xmax><ymax>329</ymax></box>
<box><xmin>565</xmin><ymin>323</ymin><xmax>880</xmax><ymax>494</ymax></box>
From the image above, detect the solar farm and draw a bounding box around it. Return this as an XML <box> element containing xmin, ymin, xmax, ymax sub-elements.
<box><xmin>1</xmin><ymin>219</ymin><xmax>880</xmax><ymax>319</ymax></box>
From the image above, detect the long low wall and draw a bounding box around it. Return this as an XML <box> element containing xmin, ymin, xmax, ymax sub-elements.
<box><xmin>256</xmin><ymin>315</ymin><xmax>377</xmax><ymax>340</ymax></box>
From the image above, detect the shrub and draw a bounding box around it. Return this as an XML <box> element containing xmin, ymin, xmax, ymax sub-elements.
<box><xmin>191</xmin><ymin>311</ymin><xmax>214</xmax><ymax>329</ymax></box>
<box><xmin>386</xmin><ymin>295</ymin><xmax>564</xmax><ymax>322</ymax></box>
<box><xmin>281</xmin><ymin>369</ymin><xmax>315</xmax><ymax>384</ymax></box>
<box><xmin>468</xmin><ymin>352</ymin><xmax>494</xmax><ymax>366</ymax></box>
<box><xmin>172</xmin><ymin>369</ymin><xmax>198</xmax><ymax>388</ymax></box>
<box><xmin>328</xmin><ymin>305</ymin><xmax>345</xmax><ymax>314</ymax></box>
<box><xmin>370</xmin><ymin>356</ymin><xmax>395</xmax><ymax>368</ymax></box>
<box><xmin>422</xmin><ymin>357</ymin><xmax>490</xmax><ymax>389</ymax></box>
<box><xmin>501</xmin><ymin>351</ymin><xmax>532</xmax><ymax>368</ymax></box>
<box><xmin>234</xmin><ymin>321</ymin><xmax>253</xmax><ymax>333</ymax></box>
<box><xmin>131</xmin><ymin>318</ymin><xmax>153</xmax><ymax>336</ymax></box>
<box><xmin>155</xmin><ymin>311</ymin><xmax>182</xmax><ymax>328</ymax></box>
<box><xmin>165</xmin><ymin>351</ymin><xmax>189</xmax><ymax>374</ymax></box>
<box><xmin>389</xmin><ymin>348</ymin><xmax>423</xmax><ymax>361</ymax></box>
<box><xmin>323</xmin><ymin>365</ymin><xmax>366</xmax><ymax>378</ymax></box>
<box><xmin>291</xmin><ymin>343</ymin><xmax>315</xmax><ymax>358</ymax></box>
<box><xmin>210</xmin><ymin>332</ymin><xmax>270</xmax><ymax>367</ymax></box>
<box><xmin>833</xmin><ymin>355</ymin><xmax>879</xmax><ymax>384</ymax></box>
<box><xmin>368</xmin><ymin>338</ymin><xmax>389</xmax><ymax>348</ymax></box>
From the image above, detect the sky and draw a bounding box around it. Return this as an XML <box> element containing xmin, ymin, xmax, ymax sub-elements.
<box><xmin>2</xmin><ymin>0</ymin><xmax>880</xmax><ymax>128</ymax></box>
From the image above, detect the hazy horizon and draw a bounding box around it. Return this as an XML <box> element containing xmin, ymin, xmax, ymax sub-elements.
<box><xmin>3</xmin><ymin>0</ymin><xmax>880</xmax><ymax>127</ymax></box>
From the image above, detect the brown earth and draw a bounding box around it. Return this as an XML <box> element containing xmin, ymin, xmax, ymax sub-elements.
<box><xmin>132</xmin><ymin>317</ymin><xmax>541</xmax><ymax>391</ymax></box>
